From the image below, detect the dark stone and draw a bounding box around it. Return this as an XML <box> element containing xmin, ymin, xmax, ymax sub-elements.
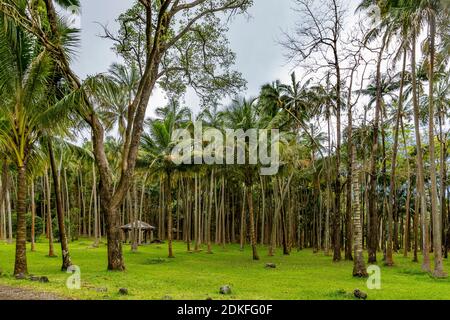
<box><xmin>118</xmin><ymin>288</ymin><xmax>129</xmax><ymax>295</ymax></box>
<box><xmin>206</xmin><ymin>297</ymin><xmax>213</xmax><ymax>301</ymax></box>
<box><xmin>29</xmin><ymin>275</ymin><xmax>40</xmax><ymax>282</ymax></box>
<box><xmin>353</xmin><ymin>289</ymin><xmax>367</xmax><ymax>300</ymax></box>
<box><xmin>265</xmin><ymin>263</ymin><xmax>277</xmax><ymax>269</ymax></box>
<box><xmin>39</xmin><ymin>276</ymin><xmax>49</xmax><ymax>283</ymax></box>
<box><xmin>15</xmin><ymin>273</ymin><xmax>26</xmax><ymax>280</ymax></box>
<box><xmin>219</xmin><ymin>285</ymin><xmax>232</xmax><ymax>295</ymax></box>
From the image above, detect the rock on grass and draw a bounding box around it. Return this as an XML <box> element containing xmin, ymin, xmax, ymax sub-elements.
<box><xmin>39</xmin><ymin>276</ymin><xmax>49</xmax><ymax>283</ymax></box>
<box><xmin>219</xmin><ymin>285</ymin><xmax>232</xmax><ymax>295</ymax></box>
<box><xmin>353</xmin><ymin>289</ymin><xmax>367</xmax><ymax>300</ymax></box>
<box><xmin>118</xmin><ymin>288</ymin><xmax>129</xmax><ymax>295</ymax></box>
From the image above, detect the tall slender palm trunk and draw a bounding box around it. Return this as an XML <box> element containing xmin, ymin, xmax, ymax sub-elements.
<box><xmin>207</xmin><ymin>169</ymin><xmax>214</xmax><ymax>254</ymax></box>
<box><xmin>240</xmin><ymin>186</ymin><xmax>246</xmax><ymax>251</ymax></box>
<box><xmin>333</xmin><ymin>103</ymin><xmax>342</xmax><ymax>262</ymax></box>
<box><xmin>194</xmin><ymin>174</ymin><xmax>200</xmax><ymax>251</ymax></box>
<box><xmin>48</xmin><ymin>140</ymin><xmax>72</xmax><ymax>270</ymax></box>
<box><xmin>166</xmin><ymin>172</ymin><xmax>174</xmax><ymax>258</ymax></box>
<box><xmin>6</xmin><ymin>188</ymin><xmax>12</xmax><ymax>244</ymax></box>
<box><xmin>401</xmin><ymin>118</ymin><xmax>412</xmax><ymax>257</ymax></box>
<box><xmin>427</xmin><ymin>11</ymin><xmax>446</xmax><ymax>278</ymax></box>
<box><xmin>246</xmin><ymin>184</ymin><xmax>259</xmax><ymax>260</ymax></box>
<box><xmin>325</xmin><ymin>116</ymin><xmax>332</xmax><ymax>256</ymax></box>
<box><xmin>92</xmin><ymin>163</ymin><xmax>99</xmax><ymax>248</ymax></box>
<box><xmin>352</xmin><ymin>154</ymin><xmax>368</xmax><ymax>277</ymax></box>
<box><xmin>411</xmin><ymin>30</ymin><xmax>431</xmax><ymax>272</ymax></box>
<box><xmin>131</xmin><ymin>183</ymin><xmax>139</xmax><ymax>252</ymax></box>
<box><xmin>30</xmin><ymin>180</ymin><xmax>36</xmax><ymax>252</ymax></box>
<box><xmin>386</xmin><ymin>49</ymin><xmax>407</xmax><ymax>266</ymax></box>
<box><xmin>14</xmin><ymin>165</ymin><xmax>28</xmax><ymax>275</ymax></box>
<box><xmin>260</xmin><ymin>176</ymin><xmax>266</xmax><ymax>245</ymax></box>
<box><xmin>368</xmin><ymin>31</ymin><xmax>388</xmax><ymax>264</ymax></box>
<box><xmin>45</xmin><ymin>169</ymin><xmax>56</xmax><ymax>257</ymax></box>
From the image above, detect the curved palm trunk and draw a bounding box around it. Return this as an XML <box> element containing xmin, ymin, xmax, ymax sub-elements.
<box><xmin>48</xmin><ymin>140</ymin><xmax>72</xmax><ymax>270</ymax></box>
<box><xmin>14</xmin><ymin>165</ymin><xmax>28</xmax><ymax>275</ymax></box>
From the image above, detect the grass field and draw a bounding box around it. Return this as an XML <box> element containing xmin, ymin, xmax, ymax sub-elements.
<box><xmin>1</xmin><ymin>239</ymin><xmax>450</xmax><ymax>300</ymax></box>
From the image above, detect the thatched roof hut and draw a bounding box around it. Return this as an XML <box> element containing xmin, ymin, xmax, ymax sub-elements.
<box><xmin>120</xmin><ymin>221</ymin><xmax>155</xmax><ymax>243</ymax></box>
<box><xmin>120</xmin><ymin>221</ymin><xmax>156</xmax><ymax>231</ymax></box>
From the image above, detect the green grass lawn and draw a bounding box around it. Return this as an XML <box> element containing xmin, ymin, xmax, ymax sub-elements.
<box><xmin>1</xmin><ymin>239</ymin><xmax>450</xmax><ymax>300</ymax></box>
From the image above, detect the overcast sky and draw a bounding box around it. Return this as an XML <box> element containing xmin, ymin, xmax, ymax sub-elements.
<box><xmin>71</xmin><ymin>0</ymin><xmax>362</xmax><ymax>119</ymax></box>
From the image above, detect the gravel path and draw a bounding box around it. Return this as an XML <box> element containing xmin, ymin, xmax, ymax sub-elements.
<box><xmin>0</xmin><ymin>285</ymin><xmax>67</xmax><ymax>300</ymax></box>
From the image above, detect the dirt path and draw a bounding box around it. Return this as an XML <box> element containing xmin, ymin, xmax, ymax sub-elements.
<box><xmin>0</xmin><ymin>285</ymin><xmax>67</xmax><ymax>300</ymax></box>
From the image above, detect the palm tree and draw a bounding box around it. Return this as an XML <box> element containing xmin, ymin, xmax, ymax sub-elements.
<box><xmin>93</xmin><ymin>63</ymin><xmax>140</xmax><ymax>141</ymax></box>
<box><xmin>358</xmin><ymin>0</ymin><xmax>397</xmax><ymax>264</ymax></box>
<box><xmin>156</xmin><ymin>100</ymin><xmax>192</xmax><ymax>126</ymax></box>
<box><xmin>405</xmin><ymin>4</ymin><xmax>432</xmax><ymax>272</ymax></box>
<box><xmin>424</xmin><ymin>0</ymin><xmax>447</xmax><ymax>278</ymax></box>
<box><xmin>198</xmin><ymin>103</ymin><xmax>223</xmax><ymax>129</ymax></box>
<box><xmin>390</xmin><ymin>0</ymin><xmax>448</xmax><ymax>275</ymax></box>
<box><xmin>352</xmin><ymin>152</ymin><xmax>368</xmax><ymax>277</ymax></box>
<box><xmin>435</xmin><ymin>75</ymin><xmax>450</xmax><ymax>256</ymax></box>
<box><xmin>221</xmin><ymin>97</ymin><xmax>261</xmax><ymax>260</ymax></box>
<box><xmin>0</xmin><ymin>16</ymin><xmax>71</xmax><ymax>275</ymax></box>
<box><xmin>140</xmin><ymin>104</ymin><xmax>191</xmax><ymax>258</ymax></box>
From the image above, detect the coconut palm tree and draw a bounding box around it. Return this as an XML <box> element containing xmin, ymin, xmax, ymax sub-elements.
<box><xmin>0</xmin><ymin>15</ymin><xmax>74</xmax><ymax>275</ymax></box>
<box><xmin>423</xmin><ymin>0</ymin><xmax>447</xmax><ymax>278</ymax></box>
<box><xmin>388</xmin><ymin>0</ymin><xmax>448</xmax><ymax>276</ymax></box>
<box><xmin>140</xmin><ymin>103</ymin><xmax>192</xmax><ymax>258</ymax></box>
<box><xmin>221</xmin><ymin>97</ymin><xmax>261</xmax><ymax>260</ymax></box>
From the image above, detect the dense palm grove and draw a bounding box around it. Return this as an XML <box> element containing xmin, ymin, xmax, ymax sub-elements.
<box><xmin>0</xmin><ymin>0</ymin><xmax>449</xmax><ymax>283</ymax></box>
